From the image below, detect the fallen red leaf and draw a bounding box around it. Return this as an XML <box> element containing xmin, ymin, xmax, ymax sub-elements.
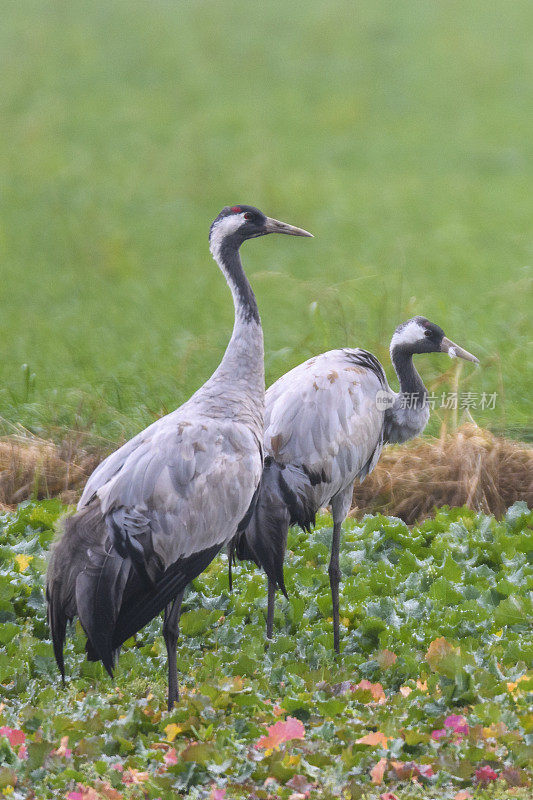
<box><xmin>67</xmin><ymin>787</ymin><xmax>100</xmax><ymax>800</ymax></box>
<box><xmin>475</xmin><ymin>765</ymin><xmax>498</xmax><ymax>784</ymax></box>
<box><xmin>0</xmin><ymin>727</ymin><xmax>25</xmax><ymax>747</ymax></box>
<box><xmin>256</xmin><ymin>717</ymin><xmax>305</xmax><ymax>749</ymax></box>
<box><xmin>444</xmin><ymin>715</ymin><xmax>469</xmax><ymax>737</ymax></box>
<box><xmin>163</xmin><ymin>747</ymin><xmax>177</xmax><ymax>766</ymax></box>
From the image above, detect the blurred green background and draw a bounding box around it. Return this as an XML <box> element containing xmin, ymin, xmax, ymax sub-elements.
<box><xmin>0</xmin><ymin>0</ymin><xmax>531</xmax><ymax>444</ymax></box>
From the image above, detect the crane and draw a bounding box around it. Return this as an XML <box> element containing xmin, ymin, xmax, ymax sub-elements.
<box><xmin>235</xmin><ymin>316</ymin><xmax>478</xmax><ymax>652</ymax></box>
<box><xmin>46</xmin><ymin>205</ymin><xmax>312</xmax><ymax>708</ymax></box>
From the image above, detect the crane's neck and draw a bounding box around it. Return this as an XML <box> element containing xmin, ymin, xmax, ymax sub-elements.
<box><xmin>202</xmin><ymin>234</ymin><xmax>264</xmax><ymax>427</ymax></box>
<box><xmin>385</xmin><ymin>345</ymin><xmax>429</xmax><ymax>444</ymax></box>
<box><xmin>390</xmin><ymin>345</ymin><xmax>427</xmax><ymax>400</ymax></box>
<box><xmin>213</xmin><ymin>236</ymin><xmax>260</xmax><ymax>326</ymax></box>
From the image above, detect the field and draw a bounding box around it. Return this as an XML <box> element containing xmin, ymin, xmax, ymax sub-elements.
<box><xmin>1</xmin><ymin>4</ymin><xmax>532</xmax><ymax>800</ymax></box>
<box><xmin>0</xmin><ymin>0</ymin><xmax>532</xmax><ymax>446</ymax></box>
<box><xmin>1</xmin><ymin>500</ymin><xmax>532</xmax><ymax>799</ymax></box>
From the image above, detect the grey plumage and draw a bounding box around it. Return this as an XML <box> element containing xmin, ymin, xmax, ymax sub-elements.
<box><xmin>264</xmin><ymin>348</ymin><xmax>387</xmax><ymax>498</ymax></box>
<box><xmin>235</xmin><ymin>317</ymin><xmax>478</xmax><ymax>650</ymax></box>
<box><xmin>234</xmin><ymin>347</ymin><xmax>387</xmax><ymax>637</ymax></box>
<box><xmin>46</xmin><ymin>205</ymin><xmax>312</xmax><ymax>701</ymax></box>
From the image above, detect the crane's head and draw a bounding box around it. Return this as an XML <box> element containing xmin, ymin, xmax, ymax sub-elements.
<box><xmin>209</xmin><ymin>205</ymin><xmax>312</xmax><ymax>257</ymax></box>
<box><xmin>390</xmin><ymin>317</ymin><xmax>479</xmax><ymax>363</ymax></box>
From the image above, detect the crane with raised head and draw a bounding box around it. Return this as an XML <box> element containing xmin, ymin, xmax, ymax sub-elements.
<box><xmin>47</xmin><ymin>204</ymin><xmax>312</xmax><ymax>708</ymax></box>
<box><xmin>236</xmin><ymin>316</ymin><xmax>479</xmax><ymax>653</ymax></box>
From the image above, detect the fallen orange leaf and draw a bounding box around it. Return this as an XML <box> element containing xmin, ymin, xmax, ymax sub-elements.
<box><xmin>122</xmin><ymin>769</ymin><xmax>149</xmax><ymax>785</ymax></box>
<box><xmin>482</xmin><ymin>722</ymin><xmax>507</xmax><ymax>739</ymax></box>
<box><xmin>354</xmin><ymin>680</ymin><xmax>386</xmax><ymax>703</ymax></box>
<box><xmin>356</xmin><ymin>731</ymin><xmax>389</xmax><ymax>747</ymax></box>
<box><xmin>376</xmin><ymin>649</ymin><xmax>397</xmax><ymax>668</ymax></box>
<box><xmin>425</xmin><ymin>637</ymin><xmax>455</xmax><ymax>669</ymax></box>
<box><xmin>507</xmin><ymin>675</ymin><xmax>528</xmax><ymax>693</ymax></box>
<box><xmin>97</xmin><ymin>783</ymin><xmax>123</xmax><ymax>800</ymax></box>
<box><xmin>370</xmin><ymin>757</ymin><xmax>387</xmax><ymax>784</ymax></box>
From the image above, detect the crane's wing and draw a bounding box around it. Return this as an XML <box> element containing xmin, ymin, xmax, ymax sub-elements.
<box><xmin>264</xmin><ymin>349</ymin><xmax>389</xmax><ymax>485</ymax></box>
<box><xmin>96</xmin><ymin>415</ymin><xmax>262</xmax><ymax>564</ymax></box>
<box><xmin>78</xmin><ymin>414</ymin><xmax>169</xmax><ymax>509</ymax></box>
<box><xmin>71</xmin><ymin>413</ymin><xmax>262</xmax><ymax>672</ymax></box>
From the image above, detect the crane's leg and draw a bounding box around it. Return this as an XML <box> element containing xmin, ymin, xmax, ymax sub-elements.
<box><xmin>163</xmin><ymin>592</ymin><xmax>184</xmax><ymax>710</ymax></box>
<box><xmin>266</xmin><ymin>578</ymin><xmax>276</xmax><ymax>640</ymax></box>
<box><xmin>329</xmin><ymin>485</ymin><xmax>353</xmax><ymax>654</ymax></box>
<box><xmin>328</xmin><ymin>520</ymin><xmax>342</xmax><ymax>654</ymax></box>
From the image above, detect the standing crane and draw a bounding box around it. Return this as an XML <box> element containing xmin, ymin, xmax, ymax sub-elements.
<box><xmin>47</xmin><ymin>205</ymin><xmax>312</xmax><ymax>708</ymax></box>
<box><xmin>235</xmin><ymin>316</ymin><xmax>478</xmax><ymax>653</ymax></box>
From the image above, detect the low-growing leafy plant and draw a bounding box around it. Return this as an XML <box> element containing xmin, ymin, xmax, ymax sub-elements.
<box><xmin>0</xmin><ymin>501</ymin><xmax>531</xmax><ymax>799</ymax></box>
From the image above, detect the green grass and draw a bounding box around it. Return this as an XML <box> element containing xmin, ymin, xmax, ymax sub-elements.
<box><xmin>0</xmin><ymin>500</ymin><xmax>532</xmax><ymax>798</ymax></box>
<box><xmin>0</xmin><ymin>1</ymin><xmax>531</xmax><ymax>443</ymax></box>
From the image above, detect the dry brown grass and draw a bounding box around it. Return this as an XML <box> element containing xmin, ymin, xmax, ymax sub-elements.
<box><xmin>352</xmin><ymin>423</ymin><xmax>533</xmax><ymax>523</ymax></box>
<box><xmin>0</xmin><ymin>425</ymin><xmax>531</xmax><ymax>522</ymax></box>
<box><xmin>0</xmin><ymin>433</ymin><xmax>101</xmax><ymax>507</ymax></box>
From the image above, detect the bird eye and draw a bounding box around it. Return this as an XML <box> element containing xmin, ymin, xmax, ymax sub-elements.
<box><xmin>243</xmin><ymin>212</ymin><xmax>252</xmax><ymax>220</ymax></box>
<box><xmin>424</xmin><ymin>330</ymin><xmax>432</xmax><ymax>338</ymax></box>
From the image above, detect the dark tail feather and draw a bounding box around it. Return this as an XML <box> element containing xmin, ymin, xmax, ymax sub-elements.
<box><xmin>47</xmin><ymin>503</ymin><xmax>224</xmax><ymax>677</ymax></box>
<box><xmin>47</xmin><ymin>581</ymin><xmax>67</xmax><ymax>683</ymax></box>
<box><xmin>76</xmin><ymin>552</ymin><xmax>130</xmax><ymax>677</ymax></box>
<box><xmin>112</xmin><ymin>543</ymin><xmax>222</xmax><ymax>649</ymax></box>
<box><xmin>46</xmin><ymin>503</ymin><xmax>110</xmax><ymax>680</ymax></box>
<box><xmin>233</xmin><ymin>457</ymin><xmax>316</xmax><ymax>597</ymax></box>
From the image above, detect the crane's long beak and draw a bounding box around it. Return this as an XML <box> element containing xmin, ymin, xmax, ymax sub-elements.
<box><xmin>263</xmin><ymin>217</ymin><xmax>313</xmax><ymax>237</ymax></box>
<box><xmin>441</xmin><ymin>337</ymin><xmax>479</xmax><ymax>364</ymax></box>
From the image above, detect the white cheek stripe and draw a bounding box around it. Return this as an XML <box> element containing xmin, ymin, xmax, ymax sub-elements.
<box><xmin>390</xmin><ymin>320</ymin><xmax>426</xmax><ymax>349</ymax></box>
<box><xmin>209</xmin><ymin>213</ymin><xmax>246</xmax><ymax>260</ymax></box>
